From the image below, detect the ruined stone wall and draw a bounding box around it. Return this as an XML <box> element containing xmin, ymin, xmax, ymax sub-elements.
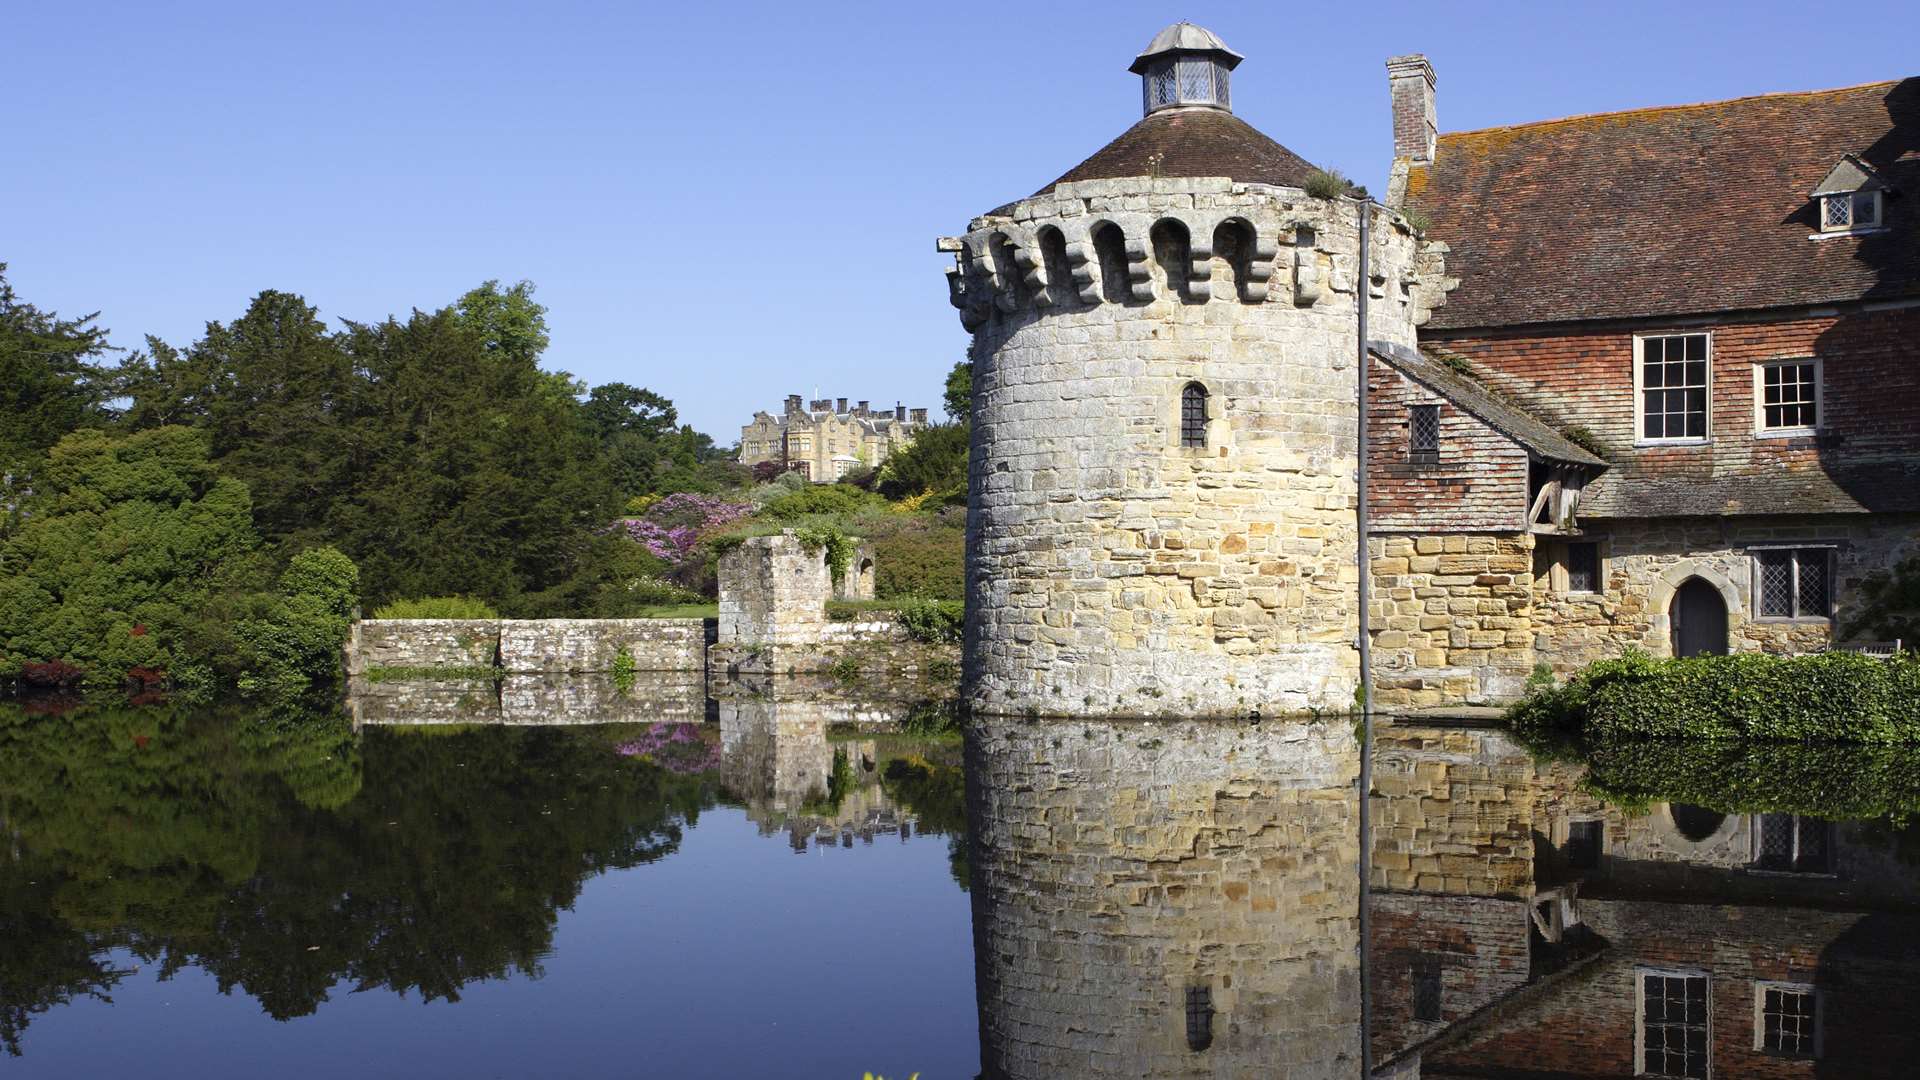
<box><xmin>955</xmin><ymin>176</ymin><xmax>1437</xmax><ymax>718</ymax></box>
<box><xmin>1367</xmin><ymin>534</ymin><xmax>1537</xmax><ymax>707</ymax></box>
<box><xmin>966</xmin><ymin>716</ymin><xmax>1361</xmax><ymax>1079</ymax></box>
<box><xmin>717</xmin><ymin>533</ymin><xmax>832</xmax><ymax>647</ymax></box>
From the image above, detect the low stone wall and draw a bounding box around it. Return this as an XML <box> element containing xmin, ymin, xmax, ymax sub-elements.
<box><xmin>499</xmin><ymin>619</ymin><xmax>706</xmax><ymax>673</ymax></box>
<box><xmin>707</xmin><ymin>616</ymin><xmax>957</xmax><ymax>678</ymax></box>
<box><xmin>346</xmin><ymin>618</ymin><xmax>709</xmax><ymax>675</ymax></box>
<box><xmin>348</xmin><ymin>671</ymin><xmax>707</xmax><ymax>726</ymax></box>
<box><xmin>345</xmin><ymin>619</ymin><xmax>500</xmax><ymax>675</ymax></box>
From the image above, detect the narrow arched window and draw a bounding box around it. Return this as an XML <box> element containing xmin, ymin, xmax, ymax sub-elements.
<box><xmin>1181</xmin><ymin>383</ymin><xmax>1209</xmax><ymax>448</ymax></box>
<box><xmin>1185</xmin><ymin>984</ymin><xmax>1214</xmax><ymax>1051</ymax></box>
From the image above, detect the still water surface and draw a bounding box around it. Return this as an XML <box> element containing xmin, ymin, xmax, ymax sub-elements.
<box><xmin>4</xmin><ymin>675</ymin><xmax>1918</xmax><ymax>1077</ymax></box>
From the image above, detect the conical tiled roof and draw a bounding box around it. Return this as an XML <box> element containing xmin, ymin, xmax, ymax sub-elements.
<box><xmin>1035</xmin><ymin>107</ymin><xmax>1319</xmax><ymax>196</ymax></box>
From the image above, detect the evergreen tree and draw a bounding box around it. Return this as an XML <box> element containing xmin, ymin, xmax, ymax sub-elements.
<box><xmin>0</xmin><ymin>264</ymin><xmax>115</xmax><ymax>472</ymax></box>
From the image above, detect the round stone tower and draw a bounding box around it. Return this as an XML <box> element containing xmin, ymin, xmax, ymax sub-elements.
<box><xmin>943</xmin><ymin>23</ymin><xmax>1433</xmax><ymax>719</ymax></box>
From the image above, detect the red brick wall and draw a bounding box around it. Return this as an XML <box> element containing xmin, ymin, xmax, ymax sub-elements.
<box><xmin>1367</xmin><ymin>355</ymin><xmax>1531</xmax><ymax>532</ymax></box>
<box><xmin>1428</xmin><ymin>899</ymin><xmax>1920</xmax><ymax>1078</ymax></box>
<box><xmin>1371</xmin><ymin>894</ymin><xmax>1532</xmax><ymax>1063</ymax></box>
<box><xmin>1427</xmin><ymin>305</ymin><xmax>1920</xmax><ymax>481</ymax></box>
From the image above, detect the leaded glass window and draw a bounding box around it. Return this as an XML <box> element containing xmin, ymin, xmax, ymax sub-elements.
<box><xmin>1567</xmin><ymin>819</ymin><xmax>1603</xmax><ymax>869</ymax></box>
<box><xmin>1566</xmin><ymin>542</ymin><xmax>1601</xmax><ymax>594</ymax></box>
<box><xmin>1640</xmin><ymin>972</ymin><xmax>1710</xmax><ymax>1079</ymax></box>
<box><xmin>1185</xmin><ymin>985</ymin><xmax>1214</xmax><ymax>1051</ymax></box>
<box><xmin>1755</xmin><ymin>814</ymin><xmax>1832</xmax><ymax>874</ymax></box>
<box><xmin>1640</xmin><ymin>334</ymin><xmax>1710</xmax><ymax>441</ymax></box>
<box><xmin>1412</xmin><ymin>957</ymin><xmax>1443</xmax><ymax>1022</ymax></box>
<box><xmin>1409</xmin><ymin>404</ymin><xmax>1439</xmax><ymax>463</ymax></box>
<box><xmin>1821</xmin><ymin>191</ymin><xmax>1880</xmax><ymax>232</ymax></box>
<box><xmin>1143</xmin><ymin>57</ymin><xmax>1229</xmax><ymax>112</ymax></box>
<box><xmin>1759</xmin><ymin>360</ymin><xmax>1818</xmax><ymax>432</ymax></box>
<box><xmin>1181</xmin><ymin>383</ymin><xmax>1208</xmax><ymax>448</ymax></box>
<box><xmin>1755</xmin><ymin>548</ymin><xmax>1831</xmax><ymax>620</ymax></box>
<box><xmin>1758</xmin><ymin>984</ymin><xmax>1817</xmax><ymax>1057</ymax></box>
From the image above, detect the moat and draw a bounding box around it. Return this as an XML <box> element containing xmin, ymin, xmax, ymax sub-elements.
<box><xmin>4</xmin><ymin>677</ymin><xmax>1918</xmax><ymax>1078</ymax></box>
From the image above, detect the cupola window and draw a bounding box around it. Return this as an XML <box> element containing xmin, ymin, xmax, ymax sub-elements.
<box><xmin>1130</xmin><ymin>22</ymin><xmax>1243</xmax><ymax>116</ymax></box>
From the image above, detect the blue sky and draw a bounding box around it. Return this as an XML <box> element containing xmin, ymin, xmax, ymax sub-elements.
<box><xmin>7</xmin><ymin>1</ymin><xmax>1916</xmax><ymax>440</ymax></box>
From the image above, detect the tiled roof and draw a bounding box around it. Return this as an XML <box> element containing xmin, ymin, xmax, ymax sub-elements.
<box><xmin>1582</xmin><ymin>460</ymin><xmax>1920</xmax><ymax>518</ymax></box>
<box><xmin>1036</xmin><ymin>108</ymin><xmax>1320</xmax><ymax>197</ymax></box>
<box><xmin>1370</xmin><ymin>341</ymin><xmax>1607</xmax><ymax>467</ymax></box>
<box><xmin>1409</xmin><ymin>78</ymin><xmax>1920</xmax><ymax>330</ymax></box>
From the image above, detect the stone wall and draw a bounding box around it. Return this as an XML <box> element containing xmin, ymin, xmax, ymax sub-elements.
<box><xmin>345</xmin><ymin>619</ymin><xmax>500</xmax><ymax>675</ymax></box>
<box><xmin>1367</xmin><ymin>534</ymin><xmax>1537</xmax><ymax>707</ymax></box>
<box><xmin>347</xmin><ymin>671</ymin><xmax>707</xmax><ymax>727</ymax></box>
<box><xmin>1529</xmin><ymin>513</ymin><xmax>1920</xmax><ymax>670</ymax></box>
<box><xmin>954</xmin><ymin>176</ymin><xmax>1442</xmax><ymax>718</ymax></box>
<box><xmin>345</xmin><ymin>618</ymin><xmax>706</xmax><ymax>675</ymax></box>
<box><xmin>718</xmin><ymin>533</ymin><xmax>833</xmax><ymax>648</ymax></box>
<box><xmin>967</xmin><ymin>716</ymin><xmax>1361</xmax><ymax>1078</ymax></box>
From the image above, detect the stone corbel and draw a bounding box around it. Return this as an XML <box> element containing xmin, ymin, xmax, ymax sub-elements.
<box><xmin>1010</xmin><ymin>233</ymin><xmax>1052</xmax><ymax>308</ymax></box>
<box><xmin>1122</xmin><ymin>235</ymin><xmax>1155</xmax><ymax>302</ymax></box>
<box><xmin>1293</xmin><ymin>246</ymin><xmax>1322</xmax><ymax>306</ymax></box>
<box><xmin>1244</xmin><ymin>232</ymin><xmax>1279</xmax><ymax>302</ymax></box>
<box><xmin>1064</xmin><ymin>240</ymin><xmax>1099</xmax><ymax>304</ymax></box>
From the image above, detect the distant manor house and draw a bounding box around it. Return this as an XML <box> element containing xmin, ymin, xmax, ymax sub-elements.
<box><xmin>738</xmin><ymin>396</ymin><xmax>929</xmax><ymax>482</ymax></box>
<box><xmin>943</xmin><ymin>22</ymin><xmax>1919</xmax><ymax>717</ymax></box>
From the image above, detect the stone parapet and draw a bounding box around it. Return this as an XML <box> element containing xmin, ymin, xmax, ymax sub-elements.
<box><xmin>498</xmin><ymin>618</ymin><xmax>706</xmax><ymax>673</ymax></box>
<box><xmin>344</xmin><ymin>619</ymin><xmax>500</xmax><ymax>675</ymax></box>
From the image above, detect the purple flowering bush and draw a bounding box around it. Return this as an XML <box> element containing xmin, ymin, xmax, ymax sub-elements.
<box><xmin>612</xmin><ymin>493</ymin><xmax>751</xmax><ymax>566</ymax></box>
<box><xmin>615</xmin><ymin>723</ymin><xmax>723</xmax><ymax>775</ymax></box>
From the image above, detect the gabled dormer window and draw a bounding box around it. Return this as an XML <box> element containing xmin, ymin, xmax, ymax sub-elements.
<box><xmin>1810</xmin><ymin>154</ymin><xmax>1891</xmax><ymax>238</ymax></box>
<box><xmin>1821</xmin><ymin>189</ymin><xmax>1880</xmax><ymax>232</ymax></box>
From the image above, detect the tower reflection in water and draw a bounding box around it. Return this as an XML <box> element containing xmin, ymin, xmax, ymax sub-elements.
<box><xmin>965</xmin><ymin>715</ymin><xmax>1920</xmax><ymax>1078</ymax></box>
<box><xmin>966</xmin><ymin>717</ymin><xmax>1363</xmax><ymax>1079</ymax></box>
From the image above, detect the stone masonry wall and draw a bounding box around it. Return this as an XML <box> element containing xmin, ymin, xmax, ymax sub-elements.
<box><xmin>1529</xmin><ymin>512</ymin><xmax>1920</xmax><ymax>671</ymax></box>
<box><xmin>717</xmin><ymin>532</ymin><xmax>832</xmax><ymax>648</ymax></box>
<box><xmin>1368</xmin><ymin>533</ymin><xmax>1537</xmax><ymax>707</ymax></box>
<box><xmin>956</xmin><ymin>176</ymin><xmax>1440</xmax><ymax>718</ymax></box>
<box><xmin>345</xmin><ymin>619</ymin><xmax>500</xmax><ymax>674</ymax></box>
<box><xmin>347</xmin><ymin>671</ymin><xmax>707</xmax><ymax>727</ymax></box>
<box><xmin>345</xmin><ymin>618</ymin><xmax>706</xmax><ymax>675</ymax></box>
<box><xmin>966</xmin><ymin>716</ymin><xmax>1361</xmax><ymax>1079</ymax></box>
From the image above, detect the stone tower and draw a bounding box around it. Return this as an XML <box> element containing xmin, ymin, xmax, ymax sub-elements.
<box><xmin>943</xmin><ymin>23</ymin><xmax>1441</xmax><ymax>718</ymax></box>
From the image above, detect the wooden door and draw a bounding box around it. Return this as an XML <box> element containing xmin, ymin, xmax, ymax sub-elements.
<box><xmin>1670</xmin><ymin>578</ymin><xmax>1728</xmax><ymax>657</ymax></box>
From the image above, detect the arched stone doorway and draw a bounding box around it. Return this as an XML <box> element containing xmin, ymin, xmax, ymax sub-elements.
<box><xmin>1670</xmin><ymin>577</ymin><xmax>1729</xmax><ymax>657</ymax></box>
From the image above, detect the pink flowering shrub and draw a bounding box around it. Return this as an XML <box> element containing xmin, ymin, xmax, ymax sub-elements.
<box><xmin>615</xmin><ymin>723</ymin><xmax>723</xmax><ymax>775</ymax></box>
<box><xmin>611</xmin><ymin>493</ymin><xmax>751</xmax><ymax>566</ymax></box>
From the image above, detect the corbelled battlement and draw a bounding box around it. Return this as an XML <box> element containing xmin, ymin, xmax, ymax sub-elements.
<box><xmin>943</xmin><ymin>176</ymin><xmax>1452</xmax><ymax>332</ymax></box>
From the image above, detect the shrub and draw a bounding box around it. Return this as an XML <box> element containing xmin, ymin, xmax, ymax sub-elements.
<box><xmin>875</xmin><ymin>423</ymin><xmax>969</xmax><ymax>502</ymax></box>
<box><xmin>234</xmin><ymin>546</ymin><xmax>361</xmax><ymax>693</ymax></box>
<box><xmin>374</xmin><ymin>596</ymin><xmax>500</xmax><ymax>619</ymax></box>
<box><xmin>1509</xmin><ymin>649</ymin><xmax>1920</xmax><ymax>743</ymax></box>
<box><xmin>1576</xmin><ymin>737</ymin><xmax>1920</xmax><ymax>822</ymax></box>
<box><xmin>759</xmin><ymin>483</ymin><xmax>882</xmax><ymax>521</ymax></box>
<box><xmin>872</xmin><ymin>521</ymin><xmax>964</xmax><ymax>602</ymax></box>
<box><xmin>1849</xmin><ymin>552</ymin><xmax>1920</xmax><ymax>646</ymax></box>
<box><xmin>1303</xmin><ymin>167</ymin><xmax>1354</xmax><ymax>200</ymax></box>
<box><xmin>895</xmin><ymin>596</ymin><xmax>963</xmax><ymax>645</ymax></box>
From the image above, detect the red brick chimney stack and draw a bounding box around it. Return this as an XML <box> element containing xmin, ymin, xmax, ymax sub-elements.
<box><xmin>1387</xmin><ymin>54</ymin><xmax>1437</xmax><ymax>164</ymax></box>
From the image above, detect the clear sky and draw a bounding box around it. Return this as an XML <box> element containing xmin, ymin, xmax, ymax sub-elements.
<box><xmin>7</xmin><ymin>1</ymin><xmax>1916</xmax><ymax>440</ymax></box>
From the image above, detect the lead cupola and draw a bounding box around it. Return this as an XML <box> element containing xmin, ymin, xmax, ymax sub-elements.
<box><xmin>1130</xmin><ymin>22</ymin><xmax>1242</xmax><ymax>115</ymax></box>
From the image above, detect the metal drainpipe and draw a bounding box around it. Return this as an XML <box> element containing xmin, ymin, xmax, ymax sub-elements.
<box><xmin>1354</xmin><ymin>193</ymin><xmax>1376</xmax><ymax>1078</ymax></box>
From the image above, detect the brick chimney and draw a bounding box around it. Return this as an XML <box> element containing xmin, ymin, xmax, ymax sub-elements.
<box><xmin>894</xmin><ymin>403</ymin><xmax>906</xmax><ymax>422</ymax></box>
<box><xmin>785</xmin><ymin>394</ymin><xmax>803</xmax><ymax>413</ymax></box>
<box><xmin>856</xmin><ymin>400</ymin><xmax>869</xmax><ymax>416</ymax></box>
<box><xmin>909</xmin><ymin>408</ymin><xmax>927</xmax><ymax>424</ymax></box>
<box><xmin>836</xmin><ymin>397</ymin><xmax>848</xmax><ymax>413</ymax></box>
<box><xmin>1387</xmin><ymin>54</ymin><xmax>1436</xmax><ymax>164</ymax></box>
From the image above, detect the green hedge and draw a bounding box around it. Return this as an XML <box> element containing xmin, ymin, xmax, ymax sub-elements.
<box><xmin>1511</xmin><ymin>650</ymin><xmax>1920</xmax><ymax>743</ymax></box>
<box><xmin>373</xmin><ymin>596</ymin><xmax>500</xmax><ymax>619</ymax></box>
<box><xmin>1576</xmin><ymin>737</ymin><xmax>1920</xmax><ymax>822</ymax></box>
